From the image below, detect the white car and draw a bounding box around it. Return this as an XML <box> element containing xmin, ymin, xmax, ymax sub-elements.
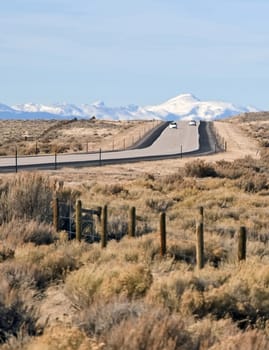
<box><xmin>169</xmin><ymin>121</ymin><xmax>177</xmax><ymax>129</ymax></box>
<box><xmin>188</xmin><ymin>120</ymin><xmax>196</xmax><ymax>126</ymax></box>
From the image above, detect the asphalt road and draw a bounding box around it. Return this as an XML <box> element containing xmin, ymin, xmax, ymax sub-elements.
<box><xmin>0</xmin><ymin>121</ymin><xmax>216</xmax><ymax>172</ymax></box>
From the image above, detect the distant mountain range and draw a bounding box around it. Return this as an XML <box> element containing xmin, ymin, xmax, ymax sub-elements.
<box><xmin>0</xmin><ymin>93</ymin><xmax>258</xmax><ymax>121</ymax></box>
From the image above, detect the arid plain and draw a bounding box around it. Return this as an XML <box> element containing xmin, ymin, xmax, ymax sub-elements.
<box><xmin>1</xmin><ymin>113</ymin><xmax>269</xmax><ymax>349</ymax></box>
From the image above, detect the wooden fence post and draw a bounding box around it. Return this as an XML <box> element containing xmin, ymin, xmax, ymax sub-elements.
<box><xmin>196</xmin><ymin>221</ymin><xmax>204</xmax><ymax>269</ymax></box>
<box><xmin>101</xmin><ymin>205</ymin><xmax>108</xmax><ymax>248</ymax></box>
<box><xmin>53</xmin><ymin>197</ymin><xmax>59</xmax><ymax>232</ymax></box>
<box><xmin>97</xmin><ymin>206</ymin><xmax>102</xmax><ymax>223</ymax></box>
<box><xmin>199</xmin><ymin>206</ymin><xmax>204</xmax><ymax>224</ymax></box>
<box><xmin>128</xmin><ymin>206</ymin><xmax>136</xmax><ymax>238</ymax></box>
<box><xmin>76</xmin><ymin>200</ymin><xmax>82</xmax><ymax>241</ymax></box>
<box><xmin>238</xmin><ymin>226</ymin><xmax>247</xmax><ymax>261</ymax></box>
<box><xmin>160</xmin><ymin>212</ymin><xmax>166</xmax><ymax>256</ymax></box>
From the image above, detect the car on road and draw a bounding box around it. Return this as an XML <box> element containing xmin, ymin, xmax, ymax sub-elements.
<box><xmin>188</xmin><ymin>120</ymin><xmax>196</xmax><ymax>126</ymax></box>
<box><xmin>169</xmin><ymin>121</ymin><xmax>177</xmax><ymax>129</ymax></box>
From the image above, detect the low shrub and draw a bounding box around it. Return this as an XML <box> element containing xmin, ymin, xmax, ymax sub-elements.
<box><xmin>146</xmin><ymin>273</ymin><xmax>189</xmax><ymax>312</ymax></box>
<box><xmin>14</xmin><ymin>244</ymin><xmax>79</xmax><ymax>289</ymax></box>
<box><xmin>77</xmin><ymin>299</ymin><xmax>146</xmax><ymax>337</ymax></box>
<box><xmin>179</xmin><ymin>260</ymin><xmax>269</xmax><ymax>328</ymax></box>
<box><xmin>25</xmin><ymin>325</ymin><xmax>98</xmax><ymax>350</ymax></box>
<box><xmin>214</xmin><ymin>160</ymin><xmax>245</xmax><ymax>179</ymax></box>
<box><xmin>103</xmin><ymin>184</ymin><xmax>128</xmax><ymax>195</ymax></box>
<box><xmin>107</xmin><ymin>215</ymin><xmax>128</xmax><ymax>240</ymax></box>
<box><xmin>103</xmin><ymin>308</ymin><xmax>196</xmax><ymax>350</ymax></box>
<box><xmin>0</xmin><ymin>220</ymin><xmax>57</xmax><ymax>248</ymax></box>
<box><xmin>145</xmin><ymin>197</ymin><xmax>174</xmax><ymax>212</ymax></box>
<box><xmin>0</xmin><ymin>173</ymin><xmax>53</xmax><ymax>224</ymax></box>
<box><xmin>209</xmin><ymin>329</ymin><xmax>269</xmax><ymax>350</ymax></box>
<box><xmin>184</xmin><ymin>160</ymin><xmax>216</xmax><ymax>178</ymax></box>
<box><xmin>0</xmin><ymin>244</ymin><xmax>14</xmax><ymax>262</ymax></box>
<box><xmin>0</xmin><ymin>300</ymin><xmax>37</xmax><ymax>345</ymax></box>
<box><xmin>236</xmin><ymin>173</ymin><xmax>268</xmax><ymax>193</ymax></box>
<box><xmin>51</xmin><ymin>142</ymin><xmax>70</xmax><ymax>153</ymax></box>
<box><xmin>65</xmin><ymin>263</ymin><xmax>153</xmax><ymax>308</ymax></box>
<box><xmin>0</xmin><ymin>263</ymin><xmax>38</xmax><ymax>345</ymax></box>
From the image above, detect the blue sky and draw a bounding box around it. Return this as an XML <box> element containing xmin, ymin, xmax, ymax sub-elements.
<box><xmin>1</xmin><ymin>0</ymin><xmax>268</xmax><ymax>109</ymax></box>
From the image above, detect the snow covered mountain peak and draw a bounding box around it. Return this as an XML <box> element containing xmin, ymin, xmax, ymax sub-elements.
<box><xmin>168</xmin><ymin>93</ymin><xmax>200</xmax><ymax>103</ymax></box>
<box><xmin>1</xmin><ymin>93</ymin><xmax>259</xmax><ymax>121</ymax></box>
<box><xmin>91</xmin><ymin>100</ymin><xmax>105</xmax><ymax>107</ymax></box>
<box><xmin>145</xmin><ymin>93</ymin><xmax>201</xmax><ymax>116</ymax></box>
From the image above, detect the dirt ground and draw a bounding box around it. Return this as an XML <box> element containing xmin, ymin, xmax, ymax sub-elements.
<box><xmin>211</xmin><ymin>120</ymin><xmax>260</xmax><ymax>161</ymax></box>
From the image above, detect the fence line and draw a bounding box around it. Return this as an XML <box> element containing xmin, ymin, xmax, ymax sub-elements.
<box><xmin>211</xmin><ymin>122</ymin><xmax>227</xmax><ymax>152</ymax></box>
<box><xmin>53</xmin><ymin>200</ymin><xmax>251</xmax><ymax>268</ymax></box>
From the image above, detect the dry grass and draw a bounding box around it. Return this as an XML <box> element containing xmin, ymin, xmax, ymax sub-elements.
<box><xmin>23</xmin><ymin>325</ymin><xmax>100</xmax><ymax>350</ymax></box>
<box><xmin>102</xmin><ymin>308</ymin><xmax>195</xmax><ymax>350</ymax></box>
<box><xmin>0</xmin><ymin>220</ymin><xmax>57</xmax><ymax>249</ymax></box>
<box><xmin>65</xmin><ymin>262</ymin><xmax>153</xmax><ymax>308</ymax></box>
<box><xmin>0</xmin><ymin>173</ymin><xmax>54</xmax><ymax>224</ymax></box>
<box><xmin>2</xmin><ymin>114</ymin><xmax>269</xmax><ymax>348</ymax></box>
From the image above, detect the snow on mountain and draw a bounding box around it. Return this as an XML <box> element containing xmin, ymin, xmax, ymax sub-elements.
<box><xmin>144</xmin><ymin>93</ymin><xmax>257</xmax><ymax>121</ymax></box>
<box><xmin>0</xmin><ymin>93</ymin><xmax>259</xmax><ymax>120</ymax></box>
<box><xmin>146</xmin><ymin>93</ymin><xmax>200</xmax><ymax>115</ymax></box>
<box><xmin>0</xmin><ymin>103</ymin><xmax>18</xmax><ymax>113</ymax></box>
<box><xmin>12</xmin><ymin>103</ymin><xmax>85</xmax><ymax>117</ymax></box>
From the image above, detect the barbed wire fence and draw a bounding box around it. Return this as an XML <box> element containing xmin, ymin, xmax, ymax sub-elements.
<box><xmin>53</xmin><ymin>198</ymin><xmax>269</xmax><ymax>269</ymax></box>
<box><xmin>211</xmin><ymin>122</ymin><xmax>227</xmax><ymax>152</ymax></box>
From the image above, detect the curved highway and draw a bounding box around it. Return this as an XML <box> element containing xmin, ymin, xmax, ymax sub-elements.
<box><xmin>0</xmin><ymin>121</ymin><xmax>217</xmax><ymax>172</ymax></box>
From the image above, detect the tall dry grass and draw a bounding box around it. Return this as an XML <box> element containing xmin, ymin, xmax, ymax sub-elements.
<box><xmin>0</xmin><ymin>173</ymin><xmax>53</xmax><ymax>224</ymax></box>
